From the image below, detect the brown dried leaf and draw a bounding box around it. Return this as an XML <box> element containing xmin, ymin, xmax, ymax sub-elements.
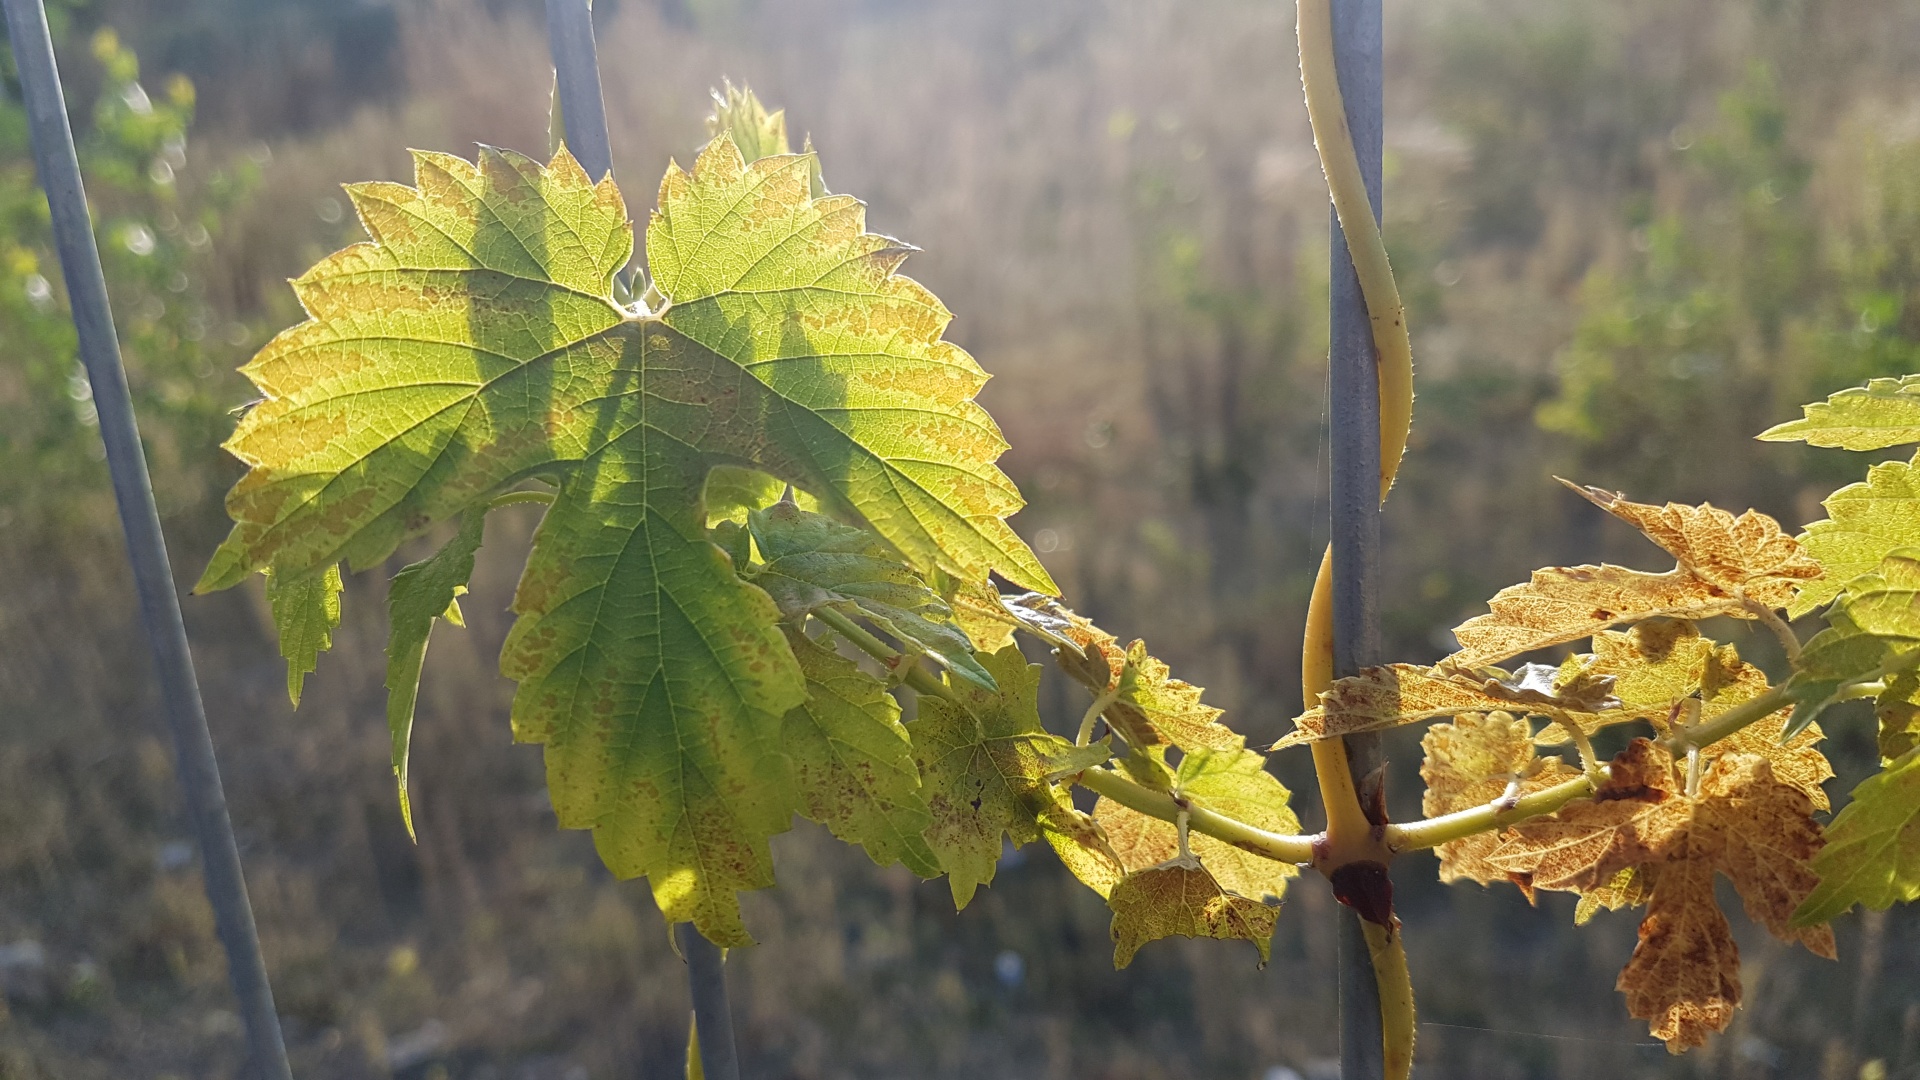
<box><xmin>1700</xmin><ymin>643</ymin><xmax>1832</xmax><ymax>811</ymax></box>
<box><xmin>1449</xmin><ymin>565</ymin><xmax>1754</xmax><ymax>669</ymax></box>
<box><xmin>1497</xmin><ymin>741</ymin><xmax>1834</xmax><ymax>1051</ymax></box>
<box><xmin>1420</xmin><ymin>712</ymin><xmax>1580</xmax><ymax>885</ymax></box>
<box><xmin>1107</xmin><ymin>859</ymin><xmax>1276</xmax><ymax>968</ymax></box>
<box><xmin>1278</xmin><ymin>664</ymin><xmax>1531</xmax><ymax>749</ymax></box>
<box><xmin>1487</xmin><ymin>739</ymin><xmax>1687</xmax><ymax>892</ymax></box>
<box><xmin>1560</xmin><ymin>481</ymin><xmax>1822</xmax><ymax>607</ymax></box>
<box><xmin>1618</xmin><ymin>855</ymin><xmax>1740</xmax><ymax>1053</ymax></box>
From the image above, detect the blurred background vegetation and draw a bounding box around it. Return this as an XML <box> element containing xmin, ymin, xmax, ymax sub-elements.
<box><xmin>2</xmin><ymin>0</ymin><xmax>1918</xmax><ymax>1077</ymax></box>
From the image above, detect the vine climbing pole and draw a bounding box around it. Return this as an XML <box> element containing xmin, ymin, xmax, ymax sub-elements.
<box><xmin>540</xmin><ymin>3</ymin><xmax>743</xmax><ymax>1077</ymax></box>
<box><xmin>0</xmin><ymin>1</ymin><xmax>295</xmax><ymax>1078</ymax></box>
<box><xmin>1297</xmin><ymin>0</ymin><xmax>1414</xmax><ymax>1076</ymax></box>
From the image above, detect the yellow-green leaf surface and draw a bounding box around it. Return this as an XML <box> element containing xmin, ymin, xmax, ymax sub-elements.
<box><xmin>1790</xmin><ymin>454</ymin><xmax>1920</xmax><ymax>617</ymax></box>
<box><xmin>1794</xmin><ymin>750</ymin><xmax>1920</xmax><ymax>925</ymax></box>
<box><xmin>1107</xmin><ymin>858</ymin><xmax>1276</xmax><ymax>968</ymax></box>
<box><xmin>781</xmin><ymin>629</ymin><xmax>940</xmax><ymax>876</ymax></box>
<box><xmin>1095</xmin><ymin>745</ymin><xmax>1299</xmax><ymax>900</ymax></box>
<box><xmin>199</xmin><ymin>136</ymin><xmax>1054</xmax><ymax>941</ymax></box>
<box><xmin>384</xmin><ymin>514</ymin><xmax>484</xmax><ymax>837</ymax></box>
<box><xmin>1760</xmin><ymin>376</ymin><xmax>1920</xmax><ymax>451</ymax></box>
<box><xmin>1790</xmin><ymin>550</ymin><xmax>1920</xmax><ymax>733</ymax></box>
<box><xmin>909</xmin><ymin>645</ymin><xmax>1071</xmax><ymax>908</ymax></box>
<box><xmin>265</xmin><ymin>563</ymin><xmax>342</xmax><ymax>706</ymax></box>
<box><xmin>747</xmin><ymin>500</ymin><xmax>995</xmax><ymax>690</ymax></box>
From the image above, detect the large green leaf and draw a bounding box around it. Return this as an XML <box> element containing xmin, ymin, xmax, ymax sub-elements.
<box><xmin>747</xmin><ymin>500</ymin><xmax>996</xmax><ymax>690</ymax></box>
<box><xmin>1789</xmin><ymin>453</ymin><xmax>1920</xmax><ymax>617</ymax></box>
<box><xmin>909</xmin><ymin>645</ymin><xmax>1074</xmax><ymax>908</ymax></box>
<box><xmin>265</xmin><ymin>563</ymin><xmax>342</xmax><ymax>706</ymax></box>
<box><xmin>781</xmin><ymin>628</ymin><xmax>941</xmax><ymax>876</ymax></box>
<box><xmin>1760</xmin><ymin>376</ymin><xmax>1920</xmax><ymax>451</ymax></box>
<box><xmin>199</xmin><ymin>135</ymin><xmax>1053</xmax><ymax>941</ymax></box>
<box><xmin>384</xmin><ymin>514</ymin><xmax>484</xmax><ymax>838</ymax></box>
<box><xmin>1793</xmin><ymin>750</ymin><xmax>1920</xmax><ymax>925</ymax></box>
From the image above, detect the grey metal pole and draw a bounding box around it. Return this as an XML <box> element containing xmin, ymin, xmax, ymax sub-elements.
<box><xmin>544</xmin><ymin>0</ymin><xmax>614</xmax><ymax>182</ymax></box>
<box><xmin>676</xmin><ymin>922</ymin><xmax>742</xmax><ymax>1080</ymax></box>
<box><xmin>539</xmin><ymin>6</ymin><xmax>744</xmax><ymax>1074</ymax></box>
<box><xmin>0</xmin><ymin>3</ymin><xmax>293</xmax><ymax>1077</ymax></box>
<box><xmin>1327</xmin><ymin>0</ymin><xmax>1388</xmax><ymax>1077</ymax></box>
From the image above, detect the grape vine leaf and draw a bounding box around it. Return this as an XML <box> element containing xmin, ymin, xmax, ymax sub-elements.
<box><xmin>1094</xmin><ymin>745</ymin><xmax>1300</xmax><ymax>901</ymax></box>
<box><xmin>265</xmin><ymin>563</ymin><xmax>342</xmax><ymax>706</ymax></box>
<box><xmin>1449</xmin><ymin>565</ymin><xmax>1762</xmax><ymax>669</ymax></box>
<box><xmin>746</xmin><ymin>500</ymin><xmax>995</xmax><ymax>690</ymax></box>
<box><xmin>707</xmin><ymin>80</ymin><xmax>825</xmax><ymax>199</ymax></box>
<box><xmin>1785</xmin><ymin>454</ymin><xmax>1920</xmax><ymax>617</ymax></box>
<box><xmin>1788</xmin><ymin>550</ymin><xmax>1920</xmax><ymax>732</ymax></box>
<box><xmin>1877</xmin><ymin>672</ymin><xmax>1920</xmax><ymax>762</ymax></box>
<box><xmin>703</xmin><ymin>465</ymin><xmax>785</xmax><ymax>527</ymax></box>
<box><xmin>384</xmin><ymin>514</ymin><xmax>484</xmax><ymax>837</ymax></box>
<box><xmin>1574</xmin><ymin>864</ymin><xmax>1654</xmax><ymax>926</ymax></box>
<box><xmin>780</xmin><ymin>628</ymin><xmax>941</xmax><ymax>876</ymax></box>
<box><xmin>1696</xmin><ymin>642</ymin><xmax>1832</xmax><ymax>810</ymax></box>
<box><xmin>1536</xmin><ymin>621</ymin><xmax>1714</xmax><ymax>744</ymax></box>
<box><xmin>1559</xmin><ymin>481</ymin><xmax>1820</xmax><ymax>607</ymax></box>
<box><xmin>1107</xmin><ymin>857</ymin><xmax>1277</xmax><ymax>968</ymax></box>
<box><xmin>1759</xmin><ymin>375</ymin><xmax>1920</xmax><ymax>451</ymax></box>
<box><xmin>909</xmin><ymin>645</ymin><xmax>1073</xmax><ymax>908</ymax></box>
<box><xmin>1792</xmin><ymin>750</ymin><xmax>1920</xmax><ymax>925</ymax></box>
<box><xmin>1042</xmin><ymin>802</ymin><xmax>1128</xmax><ymax>899</ymax></box>
<box><xmin>1490</xmin><ymin>739</ymin><xmax>1834</xmax><ymax>1051</ymax></box>
<box><xmin>935</xmin><ymin>571</ymin><xmax>1018</xmax><ymax>653</ymax></box>
<box><xmin>1277</xmin><ymin>662</ymin><xmax>1616</xmax><ymax>749</ymax></box>
<box><xmin>1000</xmin><ymin>593</ymin><xmax>1241</xmax><ymax>751</ymax></box>
<box><xmin>197</xmin><ymin>135</ymin><xmax>1058</xmax><ymax>941</ymax></box>
<box><xmin>1418</xmin><ymin>711</ymin><xmax>1578</xmax><ymax>886</ymax></box>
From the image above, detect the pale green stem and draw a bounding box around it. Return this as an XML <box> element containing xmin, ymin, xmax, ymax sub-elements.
<box><xmin>1385</xmin><ymin>769</ymin><xmax>1600</xmax><ymax>853</ymax></box>
<box><xmin>1077</xmin><ymin>767</ymin><xmax>1319</xmax><ymax>864</ymax></box>
<box><xmin>1658</xmin><ymin>682</ymin><xmax>1792</xmax><ymax>756</ymax></box>
<box><xmin>1076</xmin><ymin>687</ymin><xmax>1119</xmax><ymax>746</ymax></box>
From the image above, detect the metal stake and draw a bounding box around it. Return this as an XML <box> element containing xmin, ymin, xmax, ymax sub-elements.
<box><xmin>540</xmin><ymin>4</ymin><xmax>744</xmax><ymax>1074</ymax></box>
<box><xmin>0</xmin><ymin>2</ymin><xmax>292</xmax><ymax>1076</ymax></box>
<box><xmin>1326</xmin><ymin>0</ymin><xmax>1388</xmax><ymax>1077</ymax></box>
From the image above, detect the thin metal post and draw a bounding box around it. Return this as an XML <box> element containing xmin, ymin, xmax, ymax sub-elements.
<box><xmin>544</xmin><ymin>0</ymin><xmax>614</xmax><ymax>182</ymax></box>
<box><xmin>676</xmin><ymin>923</ymin><xmax>742</xmax><ymax>1080</ymax></box>
<box><xmin>0</xmin><ymin>2</ymin><xmax>292</xmax><ymax>1077</ymax></box>
<box><xmin>1327</xmin><ymin>0</ymin><xmax>1387</xmax><ymax>1077</ymax></box>
<box><xmin>540</xmin><ymin>6</ymin><xmax>744</xmax><ymax>1074</ymax></box>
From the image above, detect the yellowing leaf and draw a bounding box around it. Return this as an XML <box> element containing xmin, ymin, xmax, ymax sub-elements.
<box><xmin>1493</xmin><ymin>740</ymin><xmax>1834</xmax><ymax>1051</ymax></box>
<box><xmin>1759</xmin><ymin>375</ymin><xmax>1920</xmax><ymax>451</ymax></box>
<box><xmin>909</xmin><ymin>646</ymin><xmax>1071</xmax><ymax>908</ymax></box>
<box><xmin>1790</xmin><ymin>550</ymin><xmax>1920</xmax><ymax>731</ymax></box>
<box><xmin>1449</xmin><ymin>565</ymin><xmax>1756</xmax><ymax>669</ymax></box>
<box><xmin>384</xmin><ymin>515</ymin><xmax>484</xmax><ymax>837</ymax></box>
<box><xmin>1876</xmin><ymin>673</ymin><xmax>1920</xmax><ymax>763</ymax></box>
<box><xmin>1041</xmin><ymin>803</ymin><xmax>1127</xmax><ymax>899</ymax></box>
<box><xmin>781</xmin><ymin>629</ymin><xmax>940</xmax><ymax>877</ymax></box>
<box><xmin>1698</xmin><ymin>643</ymin><xmax>1831</xmax><ymax>811</ymax></box>
<box><xmin>1788</xmin><ymin>453</ymin><xmax>1920</xmax><ymax>617</ymax></box>
<box><xmin>1617</xmin><ymin>855</ymin><xmax>1740</xmax><ymax>1053</ymax></box>
<box><xmin>1574</xmin><ymin>865</ymin><xmax>1655</xmax><ymax>926</ymax></box>
<box><xmin>936</xmin><ymin>571</ymin><xmax>1018</xmax><ymax>653</ymax></box>
<box><xmin>747</xmin><ymin>500</ymin><xmax>995</xmax><ymax>690</ymax></box>
<box><xmin>1094</xmin><ymin>746</ymin><xmax>1300</xmax><ymax>901</ymax></box>
<box><xmin>1793</xmin><ymin>750</ymin><xmax>1920</xmax><ymax>925</ymax></box>
<box><xmin>1107</xmin><ymin>858</ymin><xmax>1276</xmax><ymax>968</ymax></box>
<box><xmin>265</xmin><ymin>562</ymin><xmax>342</xmax><ymax>707</ymax></box>
<box><xmin>1560</xmin><ymin>481</ymin><xmax>1820</xmax><ymax>607</ymax></box>
<box><xmin>1278</xmin><ymin>662</ymin><xmax>1612</xmax><ymax>749</ymax></box>
<box><xmin>1419</xmin><ymin>712</ymin><xmax>1578</xmax><ymax>886</ymax></box>
<box><xmin>1001</xmin><ymin>594</ymin><xmax>1240</xmax><ymax>752</ymax></box>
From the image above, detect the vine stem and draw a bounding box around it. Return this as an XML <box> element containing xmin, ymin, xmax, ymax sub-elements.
<box><xmin>0</xmin><ymin>2</ymin><xmax>294</xmax><ymax>1077</ymax></box>
<box><xmin>1077</xmin><ymin>768</ymin><xmax>1318</xmax><ymax>864</ymax></box>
